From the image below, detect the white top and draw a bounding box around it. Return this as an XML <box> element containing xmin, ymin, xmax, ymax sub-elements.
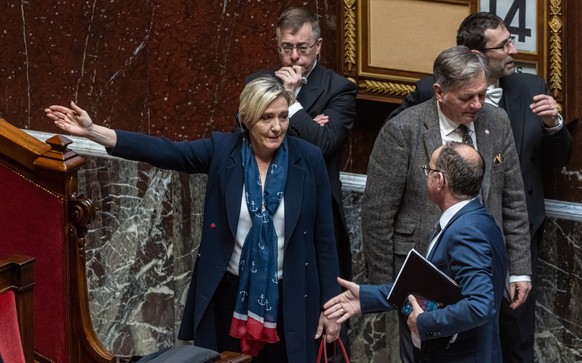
<box><xmin>227</xmin><ymin>185</ymin><xmax>285</xmax><ymax>278</ymax></box>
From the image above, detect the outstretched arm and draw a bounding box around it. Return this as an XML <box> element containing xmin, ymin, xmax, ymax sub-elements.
<box><xmin>44</xmin><ymin>101</ymin><xmax>117</xmax><ymax>149</ymax></box>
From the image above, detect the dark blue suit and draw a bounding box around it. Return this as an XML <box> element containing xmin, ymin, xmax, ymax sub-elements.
<box><xmin>110</xmin><ymin>130</ymin><xmax>341</xmax><ymax>363</ymax></box>
<box><xmin>360</xmin><ymin>199</ymin><xmax>508</xmax><ymax>363</ymax></box>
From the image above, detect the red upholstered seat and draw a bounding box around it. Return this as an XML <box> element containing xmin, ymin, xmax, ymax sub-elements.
<box><xmin>0</xmin><ymin>290</ymin><xmax>26</xmax><ymax>363</ymax></box>
<box><xmin>0</xmin><ymin>164</ymin><xmax>67</xmax><ymax>363</ymax></box>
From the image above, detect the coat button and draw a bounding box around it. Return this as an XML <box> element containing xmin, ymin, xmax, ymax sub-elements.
<box><xmin>210</xmin><ymin>223</ymin><xmax>216</xmax><ymax>229</ymax></box>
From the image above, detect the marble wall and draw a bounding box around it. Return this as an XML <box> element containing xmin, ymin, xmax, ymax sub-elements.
<box><xmin>78</xmin><ymin>156</ymin><xmax>204</xmax><ymax>353</ymax></box>
<box><xmin>1</xmin><ymin>0</ymin><xmax>300</xmax><ymax>135</ymax></box>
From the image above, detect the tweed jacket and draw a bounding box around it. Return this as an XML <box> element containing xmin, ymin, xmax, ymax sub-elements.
<box><xmin>389</xmin><ymin>73</ymin><xmax>572</xmax><ymax>234</ymax></box>
<box><xmin>362</xmin><ymin>98</ymin><xmax>530</xmax><ymax>283</ymax></box>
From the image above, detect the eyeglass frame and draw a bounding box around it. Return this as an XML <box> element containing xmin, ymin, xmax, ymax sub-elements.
<box><xmin>422</xmin><ymin>165</ymin><xmax>442</xmax><ymax>177</ymax></box>
<box><xmin>479</xmin><ymin>35</ymin><xmax>516</xmax><ymax>53</ymax></box>
<box><xmin>278</xmin><ymin>39</ymin><xmax>319</xmax><ymax>55</ymax></box>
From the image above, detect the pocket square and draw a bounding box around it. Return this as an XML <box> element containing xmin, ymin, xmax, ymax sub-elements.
<box><xmin>494</xmin><ymin>153</ymin><xmax>503</xmax><ymax>164</ymax></box>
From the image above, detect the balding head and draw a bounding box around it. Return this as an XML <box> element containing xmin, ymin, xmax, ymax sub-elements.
<box><xmin>435</xmin><ymin>142</ymin><xmax>485</xmax><ymax>200</ymax></box>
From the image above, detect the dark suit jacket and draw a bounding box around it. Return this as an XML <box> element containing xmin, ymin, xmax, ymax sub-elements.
<box><xmin>362</xmin><ymin>99</ymin><xmax>530</xmax><ymax>284</ymax></box>
<box><xmin>360</xmin><ymin>199</ymin><xmax>508</xmax><ymax>363</ymax></box>
<box><xmin>110</xmin><ymin>130</ymin><xmax>341</xmax><ymax>363</ymax></box>
<box><xmin>246</xmin><ymin>63</ymin><xmax>357</xmax><ymax>278</ymax></box>
<box><xmin>389</xmin><ymin>73</ymin><xmax>572</xmax><ymax>234</ymax></box>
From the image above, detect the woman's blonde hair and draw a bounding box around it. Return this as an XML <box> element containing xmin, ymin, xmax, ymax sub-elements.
<box><xmin>238</xmin><ymin>76</ymin><xmax>295</xmax><ymax>129</ymax></box>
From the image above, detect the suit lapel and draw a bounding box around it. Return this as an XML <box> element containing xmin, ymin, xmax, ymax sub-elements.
<box><xmin>427</xmin><ymin>199</ymin><xmax>482</xmax><ymax>260</ymax></box>
<box><xmin>499</xmin><ymin>76</ymin><xmax>525</xmax><ymax>154</ymax></box>
<box><xmin>423</xmin><ymin>100</ymin><xmax>444</xmax><ymax>158</ymax></box>
<box><xmin>474</xmin><ymin>115</ymin><xmax>494</xmax><ymax>203</ymax></box>
<box><xmin>297</xmin><ymin>63</ymin><xmax>324</xmax><ymax>111</ymax></box>
<box><xmin>284</xmin><ymin>139</ymin><xmax>305</xmax><ymax>246</ymax></box>
<box><xmin>225</xmin><ymin>141</ymin><xmax>244</xmax><ymax>237</ymax></box>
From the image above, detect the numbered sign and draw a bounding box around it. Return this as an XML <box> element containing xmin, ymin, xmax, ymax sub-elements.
<box><xmin>480</xmin><ymin>0</ymin><xmax>537</xmax><ymax>53</ymax></box>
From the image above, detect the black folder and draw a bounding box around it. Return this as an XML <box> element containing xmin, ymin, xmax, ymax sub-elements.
<box><xmin>387</xmin><ymin>249</ymin><xmax>463</xmax><ymax>312</ymax></box>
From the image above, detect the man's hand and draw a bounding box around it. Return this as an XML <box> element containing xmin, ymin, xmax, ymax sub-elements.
<box><xmin>323</xmin><ymin>277</ymin><xmax>361</xmax><ymax>324</ymax></box>
<box><xmin>274</xmin><ymin>65</ymin><xmax>304</xmax><ymax>93</ymax></box>
<box><xmin>530</xmin><ymin>94</ymin><xmax>559</xmax><ymax>127</ymax></box>
<box><xmin>313</xmin><ymin>114</ymin><xmax>329</xmax><ymax>127</ymax></box>
<box><xmin>508</xmin><ymin>281</ymin><xmax>532</xmax><ymax>309</ymax></box>
<box><xmin>406</xmin><ymin>295</ymin><xmax>423</xmax><ymax>348</ymax></box>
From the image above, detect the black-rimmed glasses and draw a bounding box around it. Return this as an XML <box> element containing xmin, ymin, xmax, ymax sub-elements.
<box><xmin>479</xmin><ymin>35</ymin><xmax>515</xmax><ymax>53</ymax></box>
<box><xmin>278</xmin><ymin>39</ymin><xmax>319</xmax><ymax>55</ymax></box>
<box><xmin>422</xmin><ymin>165</ymin><xmax>441</xmax><ymax>176</ymax></box>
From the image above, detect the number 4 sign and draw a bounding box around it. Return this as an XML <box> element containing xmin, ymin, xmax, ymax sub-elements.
<box><xmin>480</xmin><ymin>0</ymin><xmax>537</xmax><ymax>53</ymax></box>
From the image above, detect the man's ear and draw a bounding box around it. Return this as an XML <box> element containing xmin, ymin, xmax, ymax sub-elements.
<box><xmin>437</xmin><ymin>171</ymin><xmax>447</xmax><ymax>189</ymax></box>
<box><xmin>433</xmin><ymin>84</ymin><xmax>444</xmax><ymax>102</ymax></box>
<box><xmin>316</xmin><ymin>38</ymin><xmax>323</xmax><ymax>58</ymax></box>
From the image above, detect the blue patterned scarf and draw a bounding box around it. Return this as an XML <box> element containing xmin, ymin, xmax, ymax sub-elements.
<box><xmin>229</xmin><ymin>136</ymin><xmax>288</xmax><ymax>356</ymax></box>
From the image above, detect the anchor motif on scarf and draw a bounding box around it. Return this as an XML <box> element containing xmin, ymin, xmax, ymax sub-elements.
<box><xmin>230</xmin><ymin>137</ymin><xmax>288</xmax><ymax>356</ymax></box>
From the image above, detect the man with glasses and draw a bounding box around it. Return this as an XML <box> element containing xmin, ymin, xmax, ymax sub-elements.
<box><xmin>362</xmin><ymin>45</ymin><xmax>530</xmax><ymax>363</ymax></box>
<box><xmin>246</xmin><ymin>7</ymin><xmax>356</xmax><ymax>284</ymax></box>
<box><xmin>386</xmin><ymin>12</ymin><xmax>572</xmax><ymax>362</ymax></box>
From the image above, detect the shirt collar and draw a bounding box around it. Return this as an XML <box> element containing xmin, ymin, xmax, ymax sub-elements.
<box><xmin>295</xmin><ymin>60</ymin><xmax>317</xmax><ymax>96</ymax></box>
<box><xmin>436</xmin><ymin>102</ymin><xmax>475</xmax><ymax>137</ymax></box>
<box><xmin>438</xmin><ymin>198</ymin><xmax>476</xmax><ymax>230</ymax></box>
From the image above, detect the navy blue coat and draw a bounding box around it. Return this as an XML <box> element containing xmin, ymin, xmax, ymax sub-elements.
<box><xmin>111</xmin><ymin>130</ymin><xmax>340</xmax><ymax>363</ymax></box>
<box><xmin>246</xmin><ymin>63</ymin><xmax>357</xmax><ymax>279</ymax></box>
